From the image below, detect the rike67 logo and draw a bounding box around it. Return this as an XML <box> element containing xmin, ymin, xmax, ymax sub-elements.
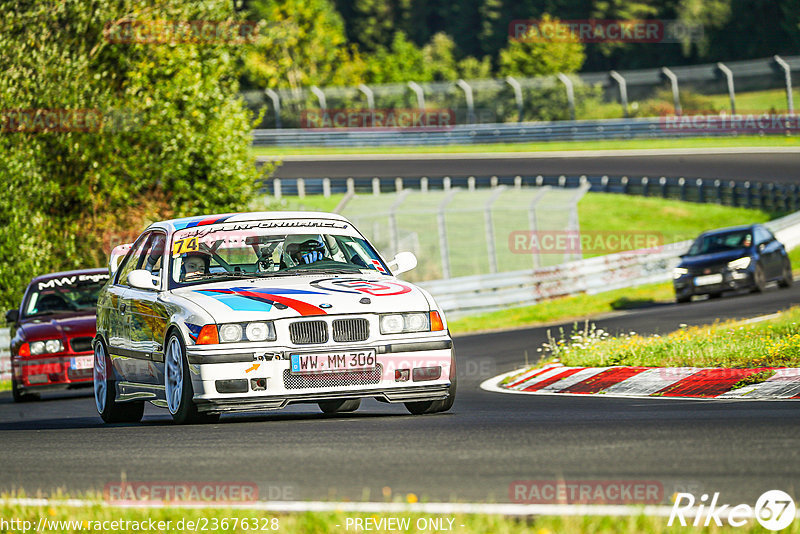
<box><xmin>669</xmin><ymin>490</ymin><xmax>796</xmax><ymax>531</ymax></box>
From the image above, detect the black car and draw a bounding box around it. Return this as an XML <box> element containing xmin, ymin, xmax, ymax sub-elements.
<box><xmin>673</xmin><ymin>224</ymin><xmax>792</xmax><ymax>303</ymax></box>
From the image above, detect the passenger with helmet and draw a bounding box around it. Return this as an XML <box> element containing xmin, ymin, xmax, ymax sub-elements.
<box><xmin>281</xmin><ymin>235</ymin><xmax>328</xmax><ymax>267</ymax></box>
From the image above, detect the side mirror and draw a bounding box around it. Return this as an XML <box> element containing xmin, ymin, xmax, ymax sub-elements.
<box><xmin>758</xmin><ymin>243</ymin><xmax>767</xmax><ymax>252</ymax></box>
<box><xmin>5</xmin><ymin>309</ymin><xmax>19</xmax><ymax>324</ymax></box>
<box><xmin>387</xmin><ymin>252</ymin><xmax>417</xmax><ymax>275</ymax></box>
<box><xmin>128</xmin><ymin>269</ymin><xmax>160</xmax><ymax>291</ymax></box>
<box><xmin>109</xmin><ymin>243</ymin><xmax>133</xmax><ymax>275</ymax></box>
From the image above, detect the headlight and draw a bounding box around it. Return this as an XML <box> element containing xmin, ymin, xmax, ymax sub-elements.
<box><xmin>673</xmin><ymin>267</ymin><xmax>688</xmax><ymax>279</ymax></box>
<box><xmin>380</xmin><ymin>312</ymin><xmax>431</xmax><ymax>334</ymax></box>
<box><xmin>218</xmin><ymin>322</ymin><xmax>276</xmax><ymax>343</ymax></box>
<box><xmin>727</xmin><ymin>257</ymin><xmax>752</xmax><ymax>270</ymax></box>
<box><xmin>245</xmin><ymin>322</ymin><xmax>275</xmax><ymax>342</ymax></box>
<box><xmin>29</xmin><ymin>339</ymin><xmax>63</xmax><ymax>355</ymax></box>
<box><xmin>219</xmin><ymin>323</ymin><xmax>243</xmax><ymax>343</ymax></box>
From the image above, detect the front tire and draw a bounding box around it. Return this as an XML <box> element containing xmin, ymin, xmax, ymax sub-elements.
<box><xmin>751</xmin><ymin>265</ymin><xmax>767</xmax><ymax>293</ymax></box>
<box><xmin>165</xmin><ymin>333</ymin><xmax>219</xmax><ymax>424</ymax></box>
<box><xmin>12</xmin><ymin>376</ymin><xmax>39</xmax><ymax>403</ymax></box>
<box><xmin>94</xmin><ymin>339</ymin><xmax>144</xmax><ymax>423</ymax></box>
<box><xmin>318</xmin><ymin>398</ymin><xmax>361</xmax><ymax>414</ymax></box>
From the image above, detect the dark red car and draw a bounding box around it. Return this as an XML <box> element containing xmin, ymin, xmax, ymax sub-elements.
<box><xmin>5</xmin><ymin>268</ymin><xmax>109</xmax><ymax>402</ymax></box>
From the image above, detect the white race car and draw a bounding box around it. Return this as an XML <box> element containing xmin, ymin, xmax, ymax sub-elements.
<box><xmin>94</xmin><ymin>211</ymin><xmax>455</xmax><ymax>424</ymax></box>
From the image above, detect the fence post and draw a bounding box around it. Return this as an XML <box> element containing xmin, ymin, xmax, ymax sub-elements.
<box><xmin>456</xmin><ymin>79</ymin><xmax>475</xmax><ymax>124</ymax></box>
<box><xmin>609</xmin><ymin>70</ymin><xmax>629</xmax><ymax>118</ymax></box>
<box><xmin>716</xmin><ymin>62</ymin><xmax>736</xmax><ymax>114</ymax></box>
<box><xmin>730</xmin><ymin>180</ymin><xmax>738</xmax><ymax>207</ymax></box>
<box><xmin>773</xmin><ymin>55</ymin><xmax>794</xmax><ymax>114</ymax></box>
<box><xmin>357</xmin><ymin>83</ymin><xmax>375</xmax><ymax>111</ymax></box>
<box><xmin>421</xmin><ymin>176</ymin><xmax>428</xmax><ymax>193</ymax></box>
<box><xmin>641</xmin><ymin>176</ymin><xmax>649</xmax><ymax>197</ymax></box>
<box><xmin>443</xmin><ymin>176</ymin><xmax>451</xmax><ymax>191</ymax></box>
<box><xmin>660</xmin><ymin>67</ymin><xmax>681</xmax><ymax>116</ymax></box>
<box><xmin>621</xmin><ymin>176</ymin><xmax>629</xmax><ymax>194</ymax></box>
<box><xmin>558</xmin><ymin>175</ymin><xmax>566</xmax><ymax>187</ymax></box>
<box><xmin>372</xmin><ymin>177</ymin><xmax>380</xmax><ymax>196</ymax></box>
<box><xmin>265</xmin><ymin>88</ymin><xmax>282</xmax><ymax>129</ymax></box>
<box><xmin>744</xmin><ymin>181</ymin><xmax>752</xmax><ymax>208</ymax></box>
<box><xmin>485</xmin><ymin>186</ymin><xmax>506</xmax><ymax>273</ymax></box>
<box><xmin>714</xmin><ymin>179</ymin><xmax>722</xmax><ymax>203</ymax></box>
<box><xmin>506</xmin><ymin>76</ymin><xmax>523</xmax><ymax>123</ymax></box>
<box><xmin>468</xmin><ymin>176</ymin><xmax>476</xmax><ymax>191</ymax></box>
<box><xmin>679</xmin><ymin>177</ymin><xmax>686</xmax><ymax>201</ymax></box>
<box><xmin>322</xmin><ymin>177</ymin><xmax>331</xmax><ymax>198</ymax></box>
<box><xmin>346</xmin><ymin>178</ymin><xmax>355</xmax><ymax>195</ymax></box>
<box><xmin>514</xmin><ymin>175</ymin><xmax>522</xmax><ymax>189</ymax></box>
<box><xmin>437</xmin><ymin>190</ymin><xmax>458</xmax><ymax>278</ymax></box>
<box><xmin>660</xmin><ymin>176</ymin><xmax>668</xmax><ymax>198</ymax></box>
<box><xmin>527</xmin><ymin>187</ymin><xmax>550</xmax><ymax>269</ymax></box>
<box><xmin>310</xmin><ymin>85</ymin><xmax>327</xmax><ymax>110</ymax></box>
<box><xmin>407</xmin><ymin>81</ymin><xmax>425</xmax><ymax>110</ymax></box>
<box><xmin>557</xmin><ymin>73</ymin><xmax>576</xmax><ymax>121</ymax></box>
<box><xmin>388</xmin><ymin>190</ymin><xmax>411</xmax><ymax>258</ymax></box>
<box><xmin>696</xmin><ymin>178</ymin><xmax>704</xmax><ymax>203</ymax></box>
<box><xmin>536</xmin><ymin>175</ymin><xmax>543</xmax><ymax>187</ymax></box>
<box><xmin>491</xmin><ymin>175</ymin><xmax>499</xmax><ymax>188</ymax></box>
<box><xmin>273</xmin><ymin>178</ymin><xmax>282</xmax><ymax>200</ymax></box>
<box><xmin>395</xmin><ymin>177</ymin><xmax>404</xmax><ymax>193</ymax></box>
<box><xmin>601</xmin><ymin>175</ymin><xmax>609</xmax><ymax>192</ymax></box>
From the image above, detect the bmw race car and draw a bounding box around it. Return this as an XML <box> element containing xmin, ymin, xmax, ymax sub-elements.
<box><xmin>6</xmin><ymin>268</ymin><xmax>109</xmax><ymax>401</ymax></box>
<box><xmin>94</xmin><ymin>211</ymin><xmax>455</xmax><ymax>424</ymax></box>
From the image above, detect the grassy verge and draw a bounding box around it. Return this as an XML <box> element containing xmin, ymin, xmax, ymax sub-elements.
<box><xmin>2</xmin><ymin>499</ymin><xmax>794</xmax><ymax>533</ymax></box>
<box><xmin>252</xmin><ymin>135</ymin><xmax>800</xmax><ymax>157</ymax></box>
<box><xmin>533</xmin><ymin>306</ymin><xmax>800</xmax><ymax>369</ymax></box>
<box><xmin>0</xmin><ymin>379</ymin><xmax>9</xmax><ymax>392</ymax></box>
<box><xmin>449</xmin><ymin>282</ymin><xmax>674</xmax><ymax>335</ymax></box>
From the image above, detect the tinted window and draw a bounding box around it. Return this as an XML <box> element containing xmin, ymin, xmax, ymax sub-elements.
<box><xmin>687</xmin><ymin>230</ymin><xmax>752</xmax><ymax>256</ymax></box>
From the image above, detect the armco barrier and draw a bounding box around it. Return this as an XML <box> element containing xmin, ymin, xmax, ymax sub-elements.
<box><xmin>419</xmin><ymin>211</ymin><xmax>800</xmax><ymax>318</ymax></box>
<box><xmin>252</xmin><ymin>116</ymin><xmax>799</xmax><ymax>147</ymax></box>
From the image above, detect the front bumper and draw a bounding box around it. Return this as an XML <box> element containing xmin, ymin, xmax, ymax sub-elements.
<box><xmin>185</xmin><ymin>337</ymin><xmax>454</xmax><ymax>413</ymax></box>
<box><xmin>673</xmin><ymin>269</ymin><xmax>754</xmax><ymax>297</ymax></box>
<box><xmin>12</xmin><ymin>353</ymin><xmax>94</xmax><ymax>389</ymax></box>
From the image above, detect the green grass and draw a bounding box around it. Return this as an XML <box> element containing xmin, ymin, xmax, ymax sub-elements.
<box><xmin>249</xmin><ymin>193</ymin><xmax>343</xmax><ymax>213</ymax></box>
<box><xmin>2</xmin><ymin>498</ymin><xmax>796</xmax><ymax>533</ymax></box>
<box><xmin>731</xmin><ymin>369</ymin><xmax>777</xmax><ymax>389</ymax></box>
<box><xmin>537</xmin><ymin>306</ymin><xmax>800</xmax><ymax>369</ymax></box>
<box><xmin>0</xmin><ymin>379</ymin><xmax>9</xmax><ymax>392</ymax></box>
<box><xmin>449</xmin><ymin>281</ymin><xmax>675</xmax><ymax>334</ymax></box>
<box><xmin>252</xmin><ymin>135</ymin><xmax>800</xmax><ymax>157</ymax></box>
<box><xmin>704</xmin><ymin>87</ymin><xmax>800</xmax><ymax>114</ymax></box>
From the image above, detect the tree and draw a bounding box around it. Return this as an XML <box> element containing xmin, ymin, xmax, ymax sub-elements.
<box><xmin>498</xmin><ymin>14</ymin><xmax>586</xmax><ymax>77</ymax></box>
<box><xmin>0</xmin><ymin>0</ymin><xmax>263</xmax><ymax>312</ymax></box>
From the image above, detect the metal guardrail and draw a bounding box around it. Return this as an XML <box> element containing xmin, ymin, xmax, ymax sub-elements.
<box><xmin>252</xmin><ymin>116</ymin><xmax>799</xmax><ymax>147</ymax></box>
<box><xmin>1</xmin><ymin>329</ymin><xmax>10</xmax><ymax>381</ymax></box>
<box><xmin>419</xmin><ymin>210</ymin><xmax>800</xmax><ymax>318</ymax></box>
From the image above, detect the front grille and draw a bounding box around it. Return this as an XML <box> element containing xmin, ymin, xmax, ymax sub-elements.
<box><xmin>332</xmin><ymin>318</ymin><xmax>369</xmax><ymax>342</ymax></box>
<box><xmin>289</xmin><ymin>320</ymin><xmax>328</xmax><ymax>344</ymax></box>
<box><xmin>688</xmin><ymin>265</ymin><xmax>725</xmax><ymax>275</ymax></box>
<box><xmin>70</xmin><ymin>337</ymin><xmax>93</xmax><ymax>353</ymax></box>
<box><xmin>283</xmin><ymin>364</ymin><xmax>383</xmax><ymax>390</ymax></box>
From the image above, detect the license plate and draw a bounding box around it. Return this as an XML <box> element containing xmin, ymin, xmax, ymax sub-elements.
<box><xmin>694</xmin><ymin>273</ymin><xmax>723</xmax><ymax>286</ymax></box>
<box><xmin>290</xmin><ymin>350</ymin><xmax>376</xmax><ymax>375</ymax></box>
<box><xmin>70</xmin><ymin>355</ymin><xmax>93</xmax><ymax>370</ymax></box>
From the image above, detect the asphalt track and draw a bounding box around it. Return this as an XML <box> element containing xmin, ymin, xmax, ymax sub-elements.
<box><xmin>2</xmin><ymin>284</ymin><xmax>799</xmax><ymax>505</ymax></box>
<box><xmin>272</xmin><ymin>150</ymin><xmax>800</xmax><ymax>183</ymax></box>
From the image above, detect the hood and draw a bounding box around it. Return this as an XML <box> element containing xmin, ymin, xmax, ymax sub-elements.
<box><xmin>680</xmin><ymin>248</ymin><xmax>751</xmax><ymax>268</ymax></box>
<box><xmin>19</xmin><ymin>312</ymin><xmax>96</xmax><ymax>341</ymax></box>
<box><xmin>171</xmin><ymin>274</ymin><xmax>431</xmax><ymax>323</ymax></box>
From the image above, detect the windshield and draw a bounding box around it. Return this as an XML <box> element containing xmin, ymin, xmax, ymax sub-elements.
<box><xmin>169</xmin><ymin>222</ymin><xmax>390</xmax><ymax>287</ymax></box>
<box><xmin>22</xmin><ymin>273</ymin><xmax>109</xmax><ymax>318</ymax></box>
<box><xmin>687</xmin><ymin>230</ymin><xmax>752</xmax><ymax>256</ymax></box>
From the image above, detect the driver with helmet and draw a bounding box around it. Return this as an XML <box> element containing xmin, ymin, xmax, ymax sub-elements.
<box><xmin>282</xmin><ymin>235</ymin><xmax>327</xmax><ymax>267</ymax></box>
<box><xmin>181</xmin><ymin>250</ymin><xmax>211</xmax><ymax>280</ymax></box>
